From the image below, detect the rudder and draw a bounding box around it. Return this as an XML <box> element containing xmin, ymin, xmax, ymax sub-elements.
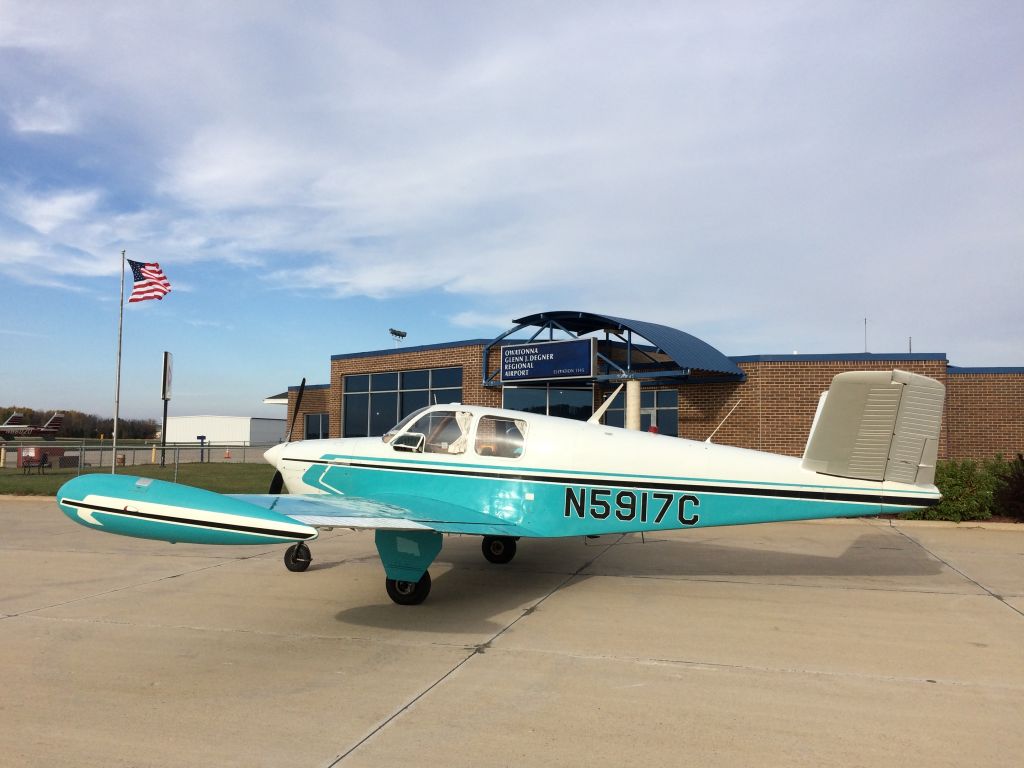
<box><xmin>802</xmin><ymin>370</ymin><xmax>944</xmax><ymax>485</ymax></box>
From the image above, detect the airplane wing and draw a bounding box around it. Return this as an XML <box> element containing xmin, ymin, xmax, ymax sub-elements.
<box><xmin>231</xmin><ymin>493</ymin><xmax>538</xmax><ymax>537</ymax></box>
<box><xmin>57</xmin><ymin>475</ymin><xmax>537</xmax><ymax>547</ymax></box>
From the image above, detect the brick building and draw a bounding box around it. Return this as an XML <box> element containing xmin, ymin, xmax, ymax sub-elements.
<box><xmin>285</xmin><ymin>311</ymin><xmax>1023</xmax><ymax>461</ymax></box>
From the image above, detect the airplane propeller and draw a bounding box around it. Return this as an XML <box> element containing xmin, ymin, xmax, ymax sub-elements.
<box><xmin>268</xmin><ymin>377</ymin><xmax>305</xmax><ymax>494</ymax></box>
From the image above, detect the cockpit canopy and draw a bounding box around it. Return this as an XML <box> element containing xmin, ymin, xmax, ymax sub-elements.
<box><xmin>383</xmin><ymin>406</ymin><xmax>527</xmax><ymax>459</ymax></box>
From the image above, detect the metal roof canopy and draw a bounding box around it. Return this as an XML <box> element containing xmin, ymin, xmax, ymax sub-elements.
<box><xmin>484</xmin><ymin>310</ymin><xmax>744</xmax><ymax>387</ymax></box>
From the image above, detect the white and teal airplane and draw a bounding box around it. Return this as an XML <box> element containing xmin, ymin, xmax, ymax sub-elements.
<box><xmin>56</xmin><ymin>370</ymin><xmax>945</xmax><ymax>605</ymax></box>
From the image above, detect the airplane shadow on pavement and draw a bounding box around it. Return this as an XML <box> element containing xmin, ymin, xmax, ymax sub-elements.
<box><xmin>333</xmin><ymin>529</ymin><xmax>945</xmax><ymax>635</ymax></box>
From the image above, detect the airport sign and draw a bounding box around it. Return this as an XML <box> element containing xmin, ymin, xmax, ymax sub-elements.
<box><xmin>500</xmin><ymin>338</ymin><xmax>595</xmax><ymax>382</ymax></box>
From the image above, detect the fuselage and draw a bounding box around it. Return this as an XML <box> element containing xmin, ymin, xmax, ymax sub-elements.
<box><xmin>0</xmin><ymin>414</ymin><xmax>61</xmax><ymax>439</ymax></box>
<box><xmin>268</xmin><ymin>404</ymin><xmax>939</xmax><ymax>538</ymax></box>
<box><xmin>0</xmin><ymin>426</ymin><xmax>58</xmax><ymax>436</ymax></box>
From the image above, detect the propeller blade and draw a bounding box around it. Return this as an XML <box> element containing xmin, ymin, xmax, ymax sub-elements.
<box><xmin>269</xmin><ymin>377</ymin><xmax>306</xmax><ymax>494</ymax></box>
<box><xmin>285</xmin><ymin>377</ymin><xmax>306</xmax><ymax>443</ymax></box>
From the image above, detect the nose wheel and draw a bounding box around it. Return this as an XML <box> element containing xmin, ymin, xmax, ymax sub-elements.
<box><xmin>481</xmin><ymin>536</ymin><xmax>517</xmax><ymax>564</ymax></box>
<box><xmin>284</xmin><ymin>542</ymin><xmax>312</xmax><ymax>572</ymax></box>
<box><xmin>385</xmin><ymin>572</ymin><xmax>432</xmax><ymax>605</ymax></box>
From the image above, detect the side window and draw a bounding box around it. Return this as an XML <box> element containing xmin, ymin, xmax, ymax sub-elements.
<box><xmin>475</xmin><ymin>416</ymin><xmax>526</xmax><ymax>459</ymax></box>
<box><xmin>394</xmin><ymin>410</ymin><xmax>472</xmax><ymax>455</ymax></box>
<box><xmin>305</xmin><ymin>413</ymin><xmax>329</xmax><ymax>440</ymax></box>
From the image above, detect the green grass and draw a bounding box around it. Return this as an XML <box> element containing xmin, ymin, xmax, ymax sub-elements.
<box><xmin>0</xmin><ymin>463</ymin><xmax>277</xmax><ymax>496</ymax></box>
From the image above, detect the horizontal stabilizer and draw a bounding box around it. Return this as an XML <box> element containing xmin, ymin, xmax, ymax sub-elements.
<box><xmin>802</xmin><ymin>370</ymin><xmax>944</xmax><ymax>485</ymax></box>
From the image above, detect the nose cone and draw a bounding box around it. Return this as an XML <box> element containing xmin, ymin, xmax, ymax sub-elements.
<box><xmin>264</xmin><ymin>442</ymin><xmax>286</xmax><ymax>467</ymax></box>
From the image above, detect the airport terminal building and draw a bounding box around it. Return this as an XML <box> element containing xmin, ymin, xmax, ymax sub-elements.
<box><xmin>286</xmin><ymin>311</ymin><xmax>1023</xmax><ymax>461</ymax></box>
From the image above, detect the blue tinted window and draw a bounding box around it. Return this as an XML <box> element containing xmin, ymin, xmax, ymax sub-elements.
<box><xmin>432</xmin><ymin>388</ymin><xmax>462</xmax><ymax>406</ymax></box>
<box><xmin>401</xmin><ymin>390</ymin><xmax>430</xmax><ymax>418</ymax></box>
<box><xmin>431</xmin><ymin>367</ymin><xmax>462</xmax><ymax>388</ymax></box>
<box><xmin>370</xmin><ymin>392</ymin><xmax>399</xmax><ymax>435</ymax></box>
<box><xmin>401</xmin><ymin>370</ymin><xmax>429</xmax><ymax>389</ymax></box>
<box><xmin>503</xmin><ymin>387</ymin><xmax>547</xmax><ymax>415</ymax></box>
<box><xmin>344</xmin><ymin>366</ymin><xmax>463</xmax><ymax>437</ymax></box>
<box><xmin>504</xmin><ymin>386</ymin><xmax>591</xmax><ymax>420</ymax></box>
<box><xmin>602</xmin><ymin>388</ymin><xmax>678</xmax><ymax>434</ymax></box>
<box><xmin>305</xmin><ymin>412</ymin><xmax>328</xmax><ymax>440</ymax></box>
<box><xmin>549</xmin><ymin>388</ymin><xmax>592</xmax><ymax>421</ymax></box>
<box><xmin>370</xmin><ymin>372</ymin><xmax>398</xmax><ymax>392</ymax></box>
<box><xmin>345</xmin><ymin>375</ymin><xmax>369</xmax><ymax>393</ymax></box>
<box><xmin>605</xmin><ymin>410</ymin><xmax>625</xmax><ymax>428</ymax></box>
<box><xmin>656</xmin><ymin>410</ymin><xmax>677</xmax><ymax>437</ymax></box>
<box><xmin>343</xmin><ymin>393</ymin><xmax>369</xmax><ymax>437</ymax></box>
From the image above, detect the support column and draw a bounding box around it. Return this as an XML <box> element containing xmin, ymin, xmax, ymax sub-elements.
<box><xmin>625</xmin><ymin>379</ymin><xmax>641</xmax><ymax>431</ymax></box>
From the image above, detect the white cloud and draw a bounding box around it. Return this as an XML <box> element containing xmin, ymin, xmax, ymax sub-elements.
<box><xmin>8</xmin><ymin>95</ymin><xmax>79</xmax><ymax>134</ymax></box>
<box><xmin>10</xmin><ymin>189</ymin><xmax>99</xmax><ymax>234</ymax></box>
<box><xmin>0</xmin><ymin>0</ymin><xmax>1020</xmax><ymax>369</ymax></box>
<box><xmin>449</xmin><ymin>310</ymin><xmax>522</xmax><ymax>331</ymax></box>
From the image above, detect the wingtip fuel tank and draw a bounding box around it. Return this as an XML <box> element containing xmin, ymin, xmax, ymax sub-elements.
<box><xmin>57</xmin><ymin>474</ymin><xmax>317</xmax><ymax>546</ymax></box>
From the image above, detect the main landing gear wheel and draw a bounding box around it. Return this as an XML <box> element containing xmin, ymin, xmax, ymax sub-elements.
<box><xmin>385</xmin><ymin>572</ymin><xmax>432</xmax><ymax>605</ymax></box>
<box><xmin>284</xmin><ymin>542</ymin><xmax>312</xmax><ymax>572</ymax></box>
<box><xmin>481</xmin><ymin>536</ymin><xmax>517</xmax><ymax>564</ymax></box>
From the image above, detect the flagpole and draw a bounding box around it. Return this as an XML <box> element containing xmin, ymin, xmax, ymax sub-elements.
<box><xmin>112</xmin><ymin>250</ymin><xmax>125</xmax><ymax>474</ymax></box>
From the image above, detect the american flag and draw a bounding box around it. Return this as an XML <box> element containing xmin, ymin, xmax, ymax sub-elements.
<box><xmin>127</xmin><ymin>259</ymin><xmax>172</xmax><ymax>303</ymax></box>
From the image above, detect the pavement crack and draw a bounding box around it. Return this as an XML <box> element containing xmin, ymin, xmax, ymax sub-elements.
<box><xmin>324</xmin><ymin>535</ymin><xmax>625</xmax><ymax>766</ymax></box>
<box><xmin>892</xmin><ymin>527</ymin><xmax>1024</xmax><ymax>619</ymax></box>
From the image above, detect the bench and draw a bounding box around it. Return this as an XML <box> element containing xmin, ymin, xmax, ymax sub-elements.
<box><xmin>22</xmin><ymin>453</ymin><xmax>50</xmax><ymax>474</ymax></box>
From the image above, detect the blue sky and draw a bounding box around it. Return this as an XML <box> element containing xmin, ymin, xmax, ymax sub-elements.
<box><xmin>1</xmin><ymin>1</ymin><xmax>1021</xmax><ymax>419</ymax></box>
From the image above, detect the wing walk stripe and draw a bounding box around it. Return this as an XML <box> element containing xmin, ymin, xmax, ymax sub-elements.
<box><xmin>62</xmin><ymin>499</ymin><xmax>317</xmax><ymax>540</ymax></box>
<box><xmin>284</xmin><ymin>458</ymin><xmax>938</xmax><ymax>507</ymax></box>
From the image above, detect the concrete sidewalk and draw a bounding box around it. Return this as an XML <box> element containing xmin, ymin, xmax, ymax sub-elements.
<box><xmin>1</xmin><ymin>497</ymin><xmax>1022</xmax><ymax>767</ymax></box>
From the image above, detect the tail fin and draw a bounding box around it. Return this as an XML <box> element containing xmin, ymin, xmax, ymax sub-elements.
<box><xmin>44</xmin><ymin>413</ymin><xmax>64</xmax><ymax>431</ymax></box>
<box><xmin>802</xmin><ymin>370</ymin><xmax>944</xmax><ymax>485</ymax></box>
<box><xmin>2</xmin><ymin>412</ymin><xmax>25</xmax><ymax>426</ymax></box>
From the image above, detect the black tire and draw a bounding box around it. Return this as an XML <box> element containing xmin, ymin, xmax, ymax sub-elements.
<box><xmin>385</xmin><ymin>572</ymin><xmax>432</xmax><ymax>605</ymax></box>
<box><xmin>481</xmin><ymin>536</ymin><xmax>517</xmax><ymax>564</ymax></box>
<box><xmin>284</xmin><ymin>542</ymin><xmax>312</xmax><ymax>572</ymax></box>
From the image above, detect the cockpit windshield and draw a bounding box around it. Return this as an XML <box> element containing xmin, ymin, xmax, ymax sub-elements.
<box><xmin>385</xmin><ymin>408</ymin><xmax>473</xmax><ymax>455</ymax></box>
<box><xmin>382</xmin><ymin>407</ymin><xmax>431</xmax><ymax>444</ymax></box>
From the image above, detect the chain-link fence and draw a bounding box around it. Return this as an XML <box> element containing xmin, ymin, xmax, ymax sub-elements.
<box><xmin>0</xmin><ymin>441</ymin><xmax>279</xmax><ymax>475</ymax></box>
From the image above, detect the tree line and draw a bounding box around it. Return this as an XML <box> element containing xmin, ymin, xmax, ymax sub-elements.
<box><xmin>1</xmin><ymin>406</ymin><xmax>158</xmax><ymax>440</ymax></box>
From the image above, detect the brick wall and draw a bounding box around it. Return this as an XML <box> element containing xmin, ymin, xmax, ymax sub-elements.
<box><xmin>286</xmin><ymin>386</ymin><xmax>330</xmax><ymax>439</ymax></box>
<box><xmin>596</xmin><ymin>359</ymin><xmax>951</xmax><ymax>458</ymax></box>
<box><xmin>289</xmin><ymin>343</ymin><xmax>1020</xmax><ymax>461</ymax></box>
<box><xmin>721</xmin><ymin>359</ymin><xmax>949</xmax><ymax>458</ymax></box>
<box><xmin>946</xmin><ymin>372</ymin><xmax>1024</xmax><ymax>460</ymax></box>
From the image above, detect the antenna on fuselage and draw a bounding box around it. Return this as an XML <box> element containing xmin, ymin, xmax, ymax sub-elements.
<box><xmin>705</xmin><ymin>398</ymin><xmax>742</xmax><ymax>445</ymax></box>
<box><xmin>588</xmin><ymin>383</ymin><xmax>625</xmax><ymax>425</ymax></box>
